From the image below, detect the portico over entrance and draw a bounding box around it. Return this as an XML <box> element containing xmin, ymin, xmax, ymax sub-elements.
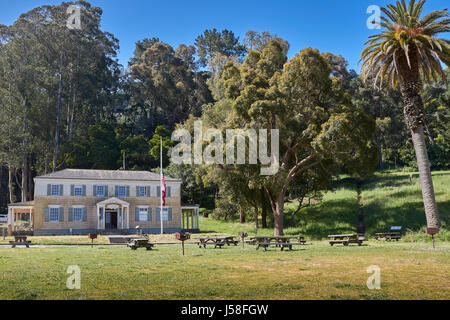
<box><xmin>96</xmin><ymin>197</ymin><xmax>130</xmax><ymax>230</ymax></box>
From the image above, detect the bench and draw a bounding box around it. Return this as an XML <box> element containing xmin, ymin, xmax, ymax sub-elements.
<box><xmin>375</xmin><ymin>226</ymin><xmax>402</xmax><ymax>241</ymax></box>
<box><xmin>328</xmin><ymin>234</ymin><xmax>366</xmax><ymax>246</ymax></box>
<box><xmin>127</xmin><ymin>238</ymin><xmax>154</xmax><ymax>250</ymax></box>
<box><xmin>10</xmin><ymin>236</ymin><xmax>32</xmax><ymax>248</ymax></box>
<box><xmin>198</xmin><ymin>237</ymin><xmax>228</xmax><ymax>249</ymax></box>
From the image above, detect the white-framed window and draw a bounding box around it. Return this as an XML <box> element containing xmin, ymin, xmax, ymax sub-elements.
<box><xmin>139</xmin><ymin>207</ymin><xmax>148</xmax><ymax>221</ymax></box>
<box><xmin>49</xmin><ymin>207</ymin><xmax>60</xmax><ymax>222</ymax></box>
<box><xmin>138</xmin><ymin>186</ymin><xmax>147</xmax><ymax>197</ymax></box>
<box><xmin>118</xmin><ymin>186</ymin><xmax>126</xmax><ymax>197</ymax></box>
<box><xmin>74</xmin><ymin>185</ymin><xmax>83</xmax><ymax>196</ymax></box>
<box><xmin>51</xmin><ymin>185</ymin><xmax>60</xmax><ymax>196</ymax></box>
<box><xmin>73</xmin><ymin>207</ymin><xmax>83</xmax><ymax>222</ymax></box>
<box><xmin>96</xmin><ymin>186</ymin><xmax>105</xmax><ymax>197</ymax></box>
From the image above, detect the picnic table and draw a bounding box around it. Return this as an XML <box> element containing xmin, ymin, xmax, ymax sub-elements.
<box><xmin>248</xmin><ymin>236</ymin><xmax>306</xmax><ymax>251</ymax></box>
<box><xmin>10</xmin><ymin>235</ymin><xmax>32</xmax><ymax>248</ymax></box>
<box><xmin>328</xmin><ymin>234</ymin><xmax>366</xmax><ymax>246</ymax></box>
<box><xmin>198</xmin><ymin>236</ymin><xmax>238</xmax><ymax>248</ymax></box>
<box><xmin>375</xmin><ymin>226</ymin><xmax>402</xmax><ymax>241</ymax></box>
<box><xmin>127</xmin><ymin>237</ymin><xmax>154</xmax><ymax>250</ymax></box>
<box><xmin>375</xmin><ymin>232</ymin><xmax>401</xmax><ymax>241</ymax></box>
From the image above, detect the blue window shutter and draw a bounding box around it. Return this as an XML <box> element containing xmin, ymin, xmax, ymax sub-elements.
<box><xmin>105</xmin><ymin>185</ymin><xmax>108</xmax><ymax>197</ymax></box>
<box><xmin>99</xmin><ymin>208</ymin><xmax>103</xmax><ymax>220</ymax></box>
<box><xmin>135</xmin><ymin>207</ymin><xmax>139</xmax><ymax>221</ymax></box>
<box><xmin>93</xmin><ymin>185</ymin><xmax>97</xmax><ymax>196</ymax></box>
<box><xmin>70</xmin><ymin>185</ymin><xmax>75</xmax><ymax>196</ymax></box>
<box><xmin>147</xmin><ymin>186</ymin><xmax>151</xmax><ymax>197</ymax></box>
<box><xmin>148</xmin><ymin>208</ymin><xmax>152</xmax><ymax>221</ymax></box>
<box><xmin>82</xmin><ymin>185</ymin><xmax>86</xmax><ymax>196</ymax></box>
<box><xmin>126</xmin><ymin>186</ymin><xmax>130</xmax><ymax>197</ymax></box>
<box><xmin>44</xmin><ymin>208</ymin><xmax>50</xmax><ymax>222</ymax></box>
<box><xmin>115</xmin><ymin>186</ymin><xmax>118</xmax><ymax>197</ymax></box>
<box><xmin>156</xmin><ymin>208</ymin><xmax>160</xmax><ymax>221</ymax></box>
<box><xmin>59</xmin><ymin>207</ymin><xmax>64</xmax><ymax>222</ymax></box>
<box><xmin>47</xmin><ymin>184</ymin><xmax>51</xmax><ymax>196</ymax></box>
<box><xmin>68</xmin><ymin>208</ymin><xmax>73</xmax><ymax>222</ymax></box>
<box><xmin>157</xmin><ymin>186</ymin><xmax>161</xmax><ymax>197</ymax></box>
<box><xmin>168</xmin><ymin>208</ymin><xmax>172</xmax><ymax>221</ymax></box>
<box><xmin>83</xmin><ymin>207</ymin><xmax>87</xmax><ymax>222</ymax></box>
<box><xmin>136</xmin><ymin>186</ymin><xmax>140</xmax><ymax>197</ymax></box>
<box><xmin>59</xmin><ymin>184</ymin><xmax>64</xmax><ymax>196</ymax></box>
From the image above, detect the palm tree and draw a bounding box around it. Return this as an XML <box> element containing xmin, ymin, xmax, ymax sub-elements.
<box><xmin>361</xmin><ymin>0</ymin><xmax>449</xmax><ymax>230</ymax></box>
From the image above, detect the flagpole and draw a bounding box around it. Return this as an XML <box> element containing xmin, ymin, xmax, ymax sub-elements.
<box><xmin>160</xmin><ymin>137</ymin><xmax>163</xmax><ymax>235</ymax></box>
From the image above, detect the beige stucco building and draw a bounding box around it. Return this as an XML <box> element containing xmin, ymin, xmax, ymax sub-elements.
<box><xmin>7</xmin><ymin>169</ymin><xmax>199</xmax><ymax>235</ymax></box>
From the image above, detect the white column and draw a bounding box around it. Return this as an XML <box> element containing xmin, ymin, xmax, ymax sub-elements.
<box><xmin>126</xmin><ymin>206</ymin><xmax>129</xmax><ymax>229</ymax></box>
<box><xmin>30</xmin><ymin>208</ymin><xmax>33</xmax><ymax>228</ymax></box>
<box><xmin>7</xmin><ymin>207</ymin><xmax>11</xmax><ymax>225</ymax></box>
<box><xmin>196</xmin><ymin>208</ymin><xmax>200</xmax><ymax>230</ymax></box>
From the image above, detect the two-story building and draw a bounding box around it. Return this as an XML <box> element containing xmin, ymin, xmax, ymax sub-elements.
<box><xmin>7</xmin><ymin>169</ymin><xmax>200</xmax><ymax>235</ymax></box>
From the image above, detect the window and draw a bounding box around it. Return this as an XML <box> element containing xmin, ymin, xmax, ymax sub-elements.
<box><xmin>49</xmin><ymin>208</ymin><xmax>59</xmax><ymax>222</ymax></box>
<box><xmin>118</xmin><ymin>186</ymin><xmax>126</xmax><ymax>197</ymax></box>
<box><xmin>51</xmin><ymin>185</ymin><xmax>60</xmax><ymax>196</ymax></box>
<box><xmin>74</xmin><ymin>185</ymin><xmax>83</xmax><ymax>196</ymax></box>
<box><xmin>96</xmin><ymin>186</ymin><xmax>105</xmax><ymax>197</ymax></box>
<box><xmin>138</xmin><ymin>186</ymin><xmax>147</xmax><ymax>197</ymax></box>
<box><xmin>139</xmin><ymin>207</ymin><xmax>148</xmax><ymax>221</ymax></box>
<box><xmin>73</xmin><ymin>208</ymin><xmax>83</xmax><ymax>222</ymax></box>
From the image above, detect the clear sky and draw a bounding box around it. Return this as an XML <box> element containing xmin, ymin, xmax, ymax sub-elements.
<box><xmin>1</xmin><ymin>0</ymin><xmax>449</xmax><ymax>72</ymax></box>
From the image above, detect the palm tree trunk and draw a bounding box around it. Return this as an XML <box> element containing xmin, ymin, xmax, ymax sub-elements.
<box><xmin>401</xmin><ymin>82</ymin><xmax>441</xmax><ymax>229</ymax></box>
<box><xmin>410</xmin><ymin>126</ymin><xmax>440</xmax><ymax>229</ymax></box>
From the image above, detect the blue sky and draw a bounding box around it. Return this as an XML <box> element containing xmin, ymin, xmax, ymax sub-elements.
<box><xmin>1</xmin><ymin>0</ymin><xmax>449</xmax><ymax>72</ymax></box>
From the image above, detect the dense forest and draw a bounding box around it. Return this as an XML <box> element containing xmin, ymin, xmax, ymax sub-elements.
<box><xmin>0</xmin><ymin>1</ymin><xmax>448</xmax><ymax>228</ymax></box>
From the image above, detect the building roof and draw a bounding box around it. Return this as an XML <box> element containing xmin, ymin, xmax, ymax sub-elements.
<box><xmin>35</xmin><ymin>169</ymin><xmax>178</xmax><ymax>182</ymax></box>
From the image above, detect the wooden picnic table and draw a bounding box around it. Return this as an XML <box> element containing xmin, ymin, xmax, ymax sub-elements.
<box><xmin>375</xmin><ymin>232</ymin><xmax>401</xmax><ymax>241</ymax></box>
<box><xmin>248</xmin><ymin>236</ymin><xmax>306</xmax><ymax>251</ymax></box>
<box><xmin>328</xmin><ymin>234</ymin><xmax>365</xmax><ymax>246</ymax></box>
<box><xmin>10</xmin><ymin>235</ymin><xmax>32</xmax><ymax>248</ymax></box>
<box><xmin>198</xmin><ymin>236</ymin><xmax>238</xmax><ymax>248</ymax></box>
<box><xmin>127</xmin><ymin>237</ymin><xmax>154</xmax><ymax>250</ymax></box>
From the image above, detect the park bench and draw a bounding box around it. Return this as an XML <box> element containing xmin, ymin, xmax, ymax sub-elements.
<box><xmin>328</xmin><ymin>234</ymin><xmax>366</xmax><ymax>246</ymax></box>
<box><xmin>250</xmin><ymin>236</ymin><xmax>306</xmax><ymax>251</ymax></box>
<box><xmin>127</xmin><ymin>238</ymin><xmax>154</xmax><ymax>250</ymax></box>
<box><xmin>198</xmin><ymin>236</ymin><xmax>237</xmax><ymax>248</ymax></box>
<box><xmin>375</xmin><ymin>226</ymin><xmax>402</xmax><ymax>241</ymax></box>
<box><xmin>9</xmin><ymin>235</ymin><xmax>32</xmax><ymax>248</ymax></box>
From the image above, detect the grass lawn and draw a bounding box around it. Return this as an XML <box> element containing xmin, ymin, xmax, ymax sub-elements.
<box><xmin>0</xmin><ymin>241</ymin><xmax>448</xmax><ymax>300</ymax></box>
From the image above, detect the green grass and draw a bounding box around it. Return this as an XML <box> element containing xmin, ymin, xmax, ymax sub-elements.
<box><xmin>0</xmin><ymin>241</ymin><xmax>448</xmax><ymax>300</ymax></box>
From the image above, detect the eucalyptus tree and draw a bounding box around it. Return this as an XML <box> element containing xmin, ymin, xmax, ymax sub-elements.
<box><xmin>360</xmin><ymin>0</ymin><xmax>449</xmax><ymax>229</ymax></box>
<box><xmin>204</xmin><ymin>41</ymin><xmax>376</xmax><ymax>235</ymax></box>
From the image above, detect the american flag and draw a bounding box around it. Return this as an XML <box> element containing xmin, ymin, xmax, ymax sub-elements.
<box><xmin>161</xmin><ymin>167</ymin><xmax>166</xmax><ymax>207</ymax></box>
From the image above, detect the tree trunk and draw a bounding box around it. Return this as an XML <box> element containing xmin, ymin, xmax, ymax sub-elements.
<box><xmin>239</xmin><ymin>207</ymin><xmax>246</xmax><ymax>223</ymax></box>
<box><xmin>260</xmin><ymin>189</ymin><xmax>267</xmax><ymax>228</ymax></box>
<box><xmin>21</xmin><ymin>157</ymin><xmax>28</xmax><ymax>202</ymax></box>
<box><xmin>254</xmin><ymin>204</ymin><xmax>259</xmax><ymax>231</ymax></box>
<box><xmin>53</xmin><ymin>62</ymin><xmax>63</xmax><ymax>172</ymax></box>
<box><xmin>8</xmin><ymin>165</ymin><xmax>13</xmax><ymax>204</ymax></box>
<box><xmin>356</xmin><ymin>179</ymin><xmax>365</xmax><ymax>234</ymax></box>
<box><xmin>274</xmin><ymin>193</ymin><xmax>284</xmax><ymax>236</ymax></box>
<box><xmin>400</xmin><ymin>82</ymin><xmax>441</xmax><ymax>229</ymax></box>
<box><xmin>410</xmin><ymin>126</ymin><xmax>440</xmax><ymax>228</ymax></box>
